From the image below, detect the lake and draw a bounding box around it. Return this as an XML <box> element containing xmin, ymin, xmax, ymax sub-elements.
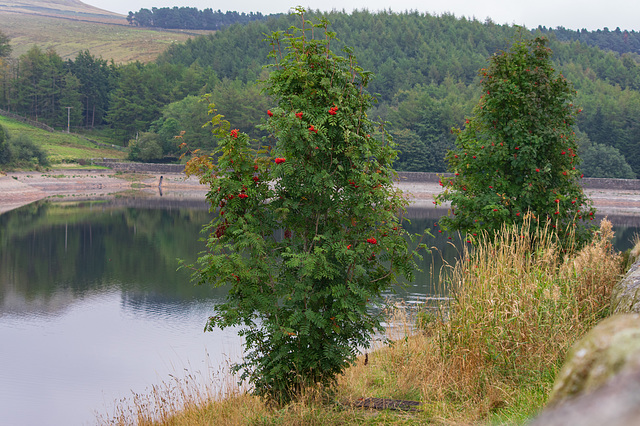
<box><xmin>1</xmin><ymin>198</ymin><xmax>638</xmax><ymax>425</ymax></box>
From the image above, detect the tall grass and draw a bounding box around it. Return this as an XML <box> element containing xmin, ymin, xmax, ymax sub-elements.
<box><xmin>99</xmin><ymin>218</ymin><xmax>624</xmax><ymax>425</ymax></box>
<box><xmin>339</xmin><ymin>218</ymin><xmax>623</xmax><ymax>423</ymax></box>
<box><xmin>97</xmin><ymin>361</ymin><xmax>259</xmax><ymax>425</ymax></box>
<box><xmin>442</xmin><ymin>218</ymin><xmax>618</xmax><ymax>385</ymax></box>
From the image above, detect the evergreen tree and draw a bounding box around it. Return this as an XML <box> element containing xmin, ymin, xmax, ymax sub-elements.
<box><xmin>436</xmin><ymin>36</ymin><xmax>596</xmax><ymax>244</ymax></box>
<box><xmin>106</xmin><ymin>63</ymin><xmax>169</xmax><ymax>143</ymax></box>
<box><xmin>56</xmin><ymin>73</ymin><xmax>83</xmax><ymax>129</ymax></box>
<box><xmin>0</xmin><ymin>30</ymin><xmax>11</xmax><ymax>58</ymax></box>
<box><xmin>68</xmin><ymin>51</ymin><xmax>114</xmax><ymax>128</ymax></box>
<box><xmin>0</xmin><ymin>123</ymin><xmax>10</xmax><ymax>165</ymax></box>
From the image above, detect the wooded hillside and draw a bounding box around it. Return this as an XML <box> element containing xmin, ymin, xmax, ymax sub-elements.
<box><xmin>1</xmin><ymin>10</ymin><xmax>639</xmax><ymax>177</ymax></box>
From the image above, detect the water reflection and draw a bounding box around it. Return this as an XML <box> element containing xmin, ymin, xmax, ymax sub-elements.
<box><xmin>0</xmin><ymin>200</ymin><xmax>237</xmax><ymax>426</ymax></box>
<box><xmin>0</xmin><ymin>199</ymin><xmax>638</xmax><ymax>425</ymax></box>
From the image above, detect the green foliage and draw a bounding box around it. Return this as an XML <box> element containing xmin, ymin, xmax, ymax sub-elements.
<box><xmin>577</xmin><ymin>130</ymin><xmax>636</xmax><ymax>178</ymax></box>
<box><xmin>388</xmin><ymin>81</ymin><xmax>478</xmax><ymax>172</ymax></box>
<box><xmin>127</xmin><ymin>132</ymin><xmax>163</xmax><ymax>162</ymax></box>
<box><xmin>150</xmin><ymin>95</ymin><xmax>215</xmax><ymax>155</ymax></box>
<box><xmin>436</xmin><ymin>36</ymin><xmax>596</xmax><ymax>245</ymax></box>
<box><xmin>128</xmin><ymin>7</ymin><xmax>272</xmax><ymax>30</ymax></box>
<box><xmin>7</xmin><ymin>133</ymin><xmax>49</xmax><ymax>167</ymax></box>
<box><xmin>0</xmin><ymin>30</ymin><xmax>11</xmax><ymax>58</ymax></box>
<box><xmin>107</xmin><ymin>63</ymin><xmax>168</xmax><ymax>143</ymax></box>
<box><xmin>188</xmin><ymin>11</ymin><xmax>422</xmax><ymax>405</ymax></box>
<box><xmin>66</xmin><ymin>50</ymin><xmax>115</xmax><ymax>128</ymax></box>
<box><xmin>0</xmin><ymin>123</ymin><xmax>9</xmax><ymax>164</ymax></box>
<box><xmin>207</xmin><ymin>78</ymin><xmax>272</xmax><ymax>143</ymax></box>
<box><xmin>538</xmin><ymin>25</ymin><xmax>640</xmax><ymax>59</ymax></box>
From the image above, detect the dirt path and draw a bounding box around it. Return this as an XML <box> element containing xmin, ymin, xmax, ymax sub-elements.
<box><xmin>2</xmin><ymin>169</ymin><xmax>640</xmax><ymax>217</ymax></box>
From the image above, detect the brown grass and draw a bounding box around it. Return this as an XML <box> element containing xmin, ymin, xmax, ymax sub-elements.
<box><xmin>338</xmin><ymin>217</ymin><xmax>622</xmax><ymax>424</ymax></box>
<box><xmin>1</xmin><ymin>12</ymin><xmax>211</xmax><ymax>63</ymax></box>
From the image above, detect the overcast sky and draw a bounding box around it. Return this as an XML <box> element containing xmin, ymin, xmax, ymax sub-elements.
<box><xmin>83</xmin><ymin>0</ymin><xmax>639</xmax><ymax>32</ymax></box>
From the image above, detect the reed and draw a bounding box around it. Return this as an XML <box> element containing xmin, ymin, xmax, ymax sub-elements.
<box><xmin>338</xmin><ymin>217</ymin><xmax>623</xmax><ymax>423</ymax></box>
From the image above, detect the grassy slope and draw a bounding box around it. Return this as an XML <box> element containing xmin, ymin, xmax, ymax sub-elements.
<box><xmin>0</xmin><ymin>115</ymin><xmax>126</xmax><ymax>165</ymax></box>
<box><xmin>0</xmin><ymin>0</ymin><xmax>212</xmax><ymax>63</ymax></box>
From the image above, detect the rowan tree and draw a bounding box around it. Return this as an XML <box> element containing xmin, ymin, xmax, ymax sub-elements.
<box><xmin>436</xmin><ymin>36</ymin><xmax>596</xmax><ymax>244</ymax></box>
<box><xmin>186</xmin><ymin>9</ymin><xmax>422</xmax><ymax>404</ymax></box>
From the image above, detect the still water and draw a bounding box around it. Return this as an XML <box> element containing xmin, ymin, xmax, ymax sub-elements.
<box><xmin>0</xmin><ymin>199</ymin><xmax>638</xmax><ymax>425</ymax></box>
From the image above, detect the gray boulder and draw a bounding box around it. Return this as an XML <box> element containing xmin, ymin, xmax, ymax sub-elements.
<box><xmin>529</xmin><ymin>314</ymin><xmax>640</xmax><ymax>425</ymax></box>
<box><xmin>611</xmin><ymin>257</ymin><xmax>640</xmax><ymax>314</ymax></box>
<box><xmin>545</xmin><ymin>313</ymin><xmax>640</xmax><ymax>408</ymax></box>
<box><xmin>529</xmin><ymin>369</ymin><xmax>640</xmax><ymax>426</ymax></box>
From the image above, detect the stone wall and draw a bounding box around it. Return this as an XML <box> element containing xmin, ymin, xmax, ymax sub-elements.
<box><xmin>396</xmin><ymin>171</ymin><xmax>640</xmax><ymax>190</ymax></box>
<box><xmin>92</xmin><ymin>160</ymin><xmax>185</xmax><ymax>174</ymax></box>
<box><xmin>582</xmin><ymin>178</ymin><xmax>640</xmax><ymax>190</ymax></box>
<box><xmin>91</xmin><ymin>165</ymin><xmax>640</xmax><ymax>191</ymax></box>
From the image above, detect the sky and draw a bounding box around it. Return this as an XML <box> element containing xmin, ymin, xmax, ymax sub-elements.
<box><xmin>83</xmin><ymin>0</ymin><xmax>640</xmax><ymax>31</ymax></box>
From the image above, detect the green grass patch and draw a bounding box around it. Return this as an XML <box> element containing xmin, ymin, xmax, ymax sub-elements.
<box><xmin>0</xmin><ymin>115</ymin><xmax>126</xmax><ymax>166</ymax></box>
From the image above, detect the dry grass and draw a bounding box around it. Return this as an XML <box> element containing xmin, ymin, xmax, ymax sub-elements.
<box><xmin>338</xmin><ymin>217</ymin><xmax>623</xmax><ymax>424</ymax></box>
<box><xmin>97</xmin><ymin>360</ymin><xmax>263</xmax><ymax>426</ymax></box>
<box><xmin>99</xmin><ymin>218</ymin><xmax>624</xmax><ymax>425</ymax></box>
<box><xmin>1</xmin><ymin>12</ymin><xmax>210</xmax><ymax>63</ymax></box>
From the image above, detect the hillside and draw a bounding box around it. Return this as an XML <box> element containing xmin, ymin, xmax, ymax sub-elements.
<box><xmin>154</xmin><ymin>11</ymin><xmax>640</xmax><ymax>177</ymax></box>
<box><xmin>0</xmin><ymin>0</ymin><xmax>123</xmax><ymax>23</ymax></box>
<box><xmin>0</xmin><ymin>114</ymin><xmax>126</xmax><ymax>166</ymax></box>
<box><xmin>0</xmin><ymin>0</ymin><xmax>212</xmax><ymax>62</ymax></box>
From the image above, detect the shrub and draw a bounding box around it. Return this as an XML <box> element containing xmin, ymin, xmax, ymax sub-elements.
<box><xmin>8</xmin><ymin>133</ymin><xmax>49</xmax><ymax>167</ymax></box>
<box><xmin>128</xmin><ymin>132</ymin><xmax>163</xmax><ymax>162</ymax></box>
<box><xmin>0</xmin><ymin>123</ymin><xmax>10</xmax><ymax>165</ymax></box>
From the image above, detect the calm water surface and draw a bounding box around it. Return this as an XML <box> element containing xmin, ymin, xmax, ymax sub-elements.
<box><xmin>0</xmin><ymin>199</ymin><xmax>638</xmax><ymax>425</ymax></box>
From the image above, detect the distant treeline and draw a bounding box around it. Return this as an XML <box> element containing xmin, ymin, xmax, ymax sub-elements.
<box><xmin>126</xmin><ymin>7</ymin><xmax>275</xmax><ymax>30</ymax></box>
<box><xmin>127</xmin><ymin>6</ymin><xmax>640</xmax><ymax>57</ymax></box>
<box><xmin>538</xmin><ymin>26</ymin><xmax>640</xmax><ymax>55</ymax></box>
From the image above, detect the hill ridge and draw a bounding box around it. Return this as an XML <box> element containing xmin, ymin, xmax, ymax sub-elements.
<box><xmin>0</xmin><ymin>0</ymin><xmax>211</xmax><ymax>63</ymax></box>
<box><xmin>0</xmin><ymin>0</ymin><xmax>124</xmax><ymax>26</ymax></box>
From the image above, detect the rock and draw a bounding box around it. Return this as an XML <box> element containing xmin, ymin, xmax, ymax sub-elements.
<box><xmin>529</xmin><ymin>259</ymin><xmax>640</xmax><ymax>425</ymax></box>
<box><xmin>545</xmin><ymin>314</ymin><xmax>640</xmax><ymax>408</ymax></box>
<box><xmin>612</xmin><ymin>259</ymin><xmax>640</xmax><ymax>314</ymax></box>
<box><xmin>528</xmin><ymin>369</ymin><xmax>640</xmax><ymax>426</ymax></box>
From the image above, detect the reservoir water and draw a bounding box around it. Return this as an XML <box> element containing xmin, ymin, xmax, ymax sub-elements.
<box><xmin>1</xmin><ymin>198</ymin><xmax>638</xmax><ymax>425</ymax></box>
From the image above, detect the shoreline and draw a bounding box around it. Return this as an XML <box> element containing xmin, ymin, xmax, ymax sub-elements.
<box><xmin>2</xmin><ymin>169</ymin><xmax>640</xmax><ymax>218</ymax></box>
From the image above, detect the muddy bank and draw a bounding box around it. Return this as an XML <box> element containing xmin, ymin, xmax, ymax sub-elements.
<box><xmin>1</xmin><ymin>169</ymin><xmax>640</xmax><ymax>217</ymax></box>
<box><xmin>0</xmin><ymin>170</ymin><xmax>208</xmax><ymax>214</ymax></box>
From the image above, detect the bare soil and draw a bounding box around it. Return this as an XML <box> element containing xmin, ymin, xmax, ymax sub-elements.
<box><xmin>0</xmin><ymin>170</ymin><xmax>207</xmax><ymax>214</ymax></box>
